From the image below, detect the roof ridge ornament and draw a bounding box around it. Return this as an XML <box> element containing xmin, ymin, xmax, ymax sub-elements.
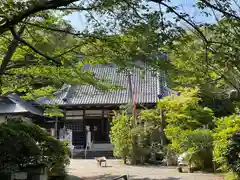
<box><xmin>62</xmin><ymin>85</ymin><xmax>72</xmax><ymax>102</ymax></box>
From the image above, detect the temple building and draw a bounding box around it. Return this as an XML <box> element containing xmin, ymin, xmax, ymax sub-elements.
<box><xmin>0</xmin><ymin>64</ymin><xmax>176</xmax><ymax>158</ymax></box>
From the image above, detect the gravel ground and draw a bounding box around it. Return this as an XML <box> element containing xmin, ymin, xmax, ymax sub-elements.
<box><xmin>67</xmin><ymin>159</ymin><xmax>224</xmax><ymax>180</ymax></box>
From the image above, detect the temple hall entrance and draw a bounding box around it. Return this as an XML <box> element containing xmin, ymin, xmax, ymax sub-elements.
<box><xmin>84</xmin><ymin>117</ymin><xmax>110</xmax><ymax>143</ymax></box>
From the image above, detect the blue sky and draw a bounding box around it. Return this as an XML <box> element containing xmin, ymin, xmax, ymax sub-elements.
<box><xmin>65</xmin><ymin>12</ymin><xmax>87</xmax><ymax>31</ymax></box>
<box><xmin>65</xmin><ymin>0</ymin><xmax>218</xmax><ymax>31</ymax></box>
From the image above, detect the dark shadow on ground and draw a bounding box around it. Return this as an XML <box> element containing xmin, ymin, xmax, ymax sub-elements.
<box><xmin>123</xmin><ymin>165</ymin><xmax>177</xmax><ymax>170</ymax></box>
<box><xmin>130</xmin><ymin>176</ymin><xmax>180</xmax><ymax>180</ymax></box>
<box><xmin>132</xmin><ymin>178</ymin><xmax>180</xmax><ymax>180</ymax></box>
<box><xmin>68</xmin><ymin>174</ymin><xmax>118</xmax><ymax>180</ymax></box>
<box><xmin>68</xmin><ymin>175</ymin><xmax>81</xmax><ymax>180</ymax></box>
<box><xmin>68</xmin><ymin>174</ymin><xmax>181</xmax><ymax>180</ymax></box>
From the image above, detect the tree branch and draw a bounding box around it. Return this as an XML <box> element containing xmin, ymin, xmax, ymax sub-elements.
<box><xmin>208</xmin><ymin>40</ymin><xmax>240</xmax><ymax>50</ymax></box>
<box><xmin>25</xmin><ymin>22</ymin><xmax>117</xmax><ymax>43</ymax></box>
<box><xmin>25</xmin><ymin>22</ymin><xmax>81</xmax><ymax>36</ymax></box>
<box><xmin>0</xmin><ymin>23</ymin><xmax>26</xmax><ymax>75</ymax></box>
<box><xmin>55</xmin><ymin>6</ymin><xmax>94</xmax><ymax>11</ymax></box>
<box><xmin>201</xmin><ymin>0</ymin><xmax>240</xmax><ymax>21</ymax></box>
<box><xmin>0</xmin><ymin>0</ymin><xmax>79</xmax><ymax>34</ymax></box>
<box><xmin>6</xmin><ymin>60</ymin><xmax>37</xmax><ymax>70</ymax></box>
<box><xmin>208</xmin><ymin>64</ymin><xmax>240</xmax><ymax>92</ymax></box>
<box><xmin>10</xmin><ymin>27</ymin><xmax>61</xmax><ymax>66</ymax></box>
<box><xmin>121</xmin><ymin>0</ymin><xmax>144</xmax><ymax>20</ymax></box>
<box><xmin>150</xmin><ymin>0</ymin><xmax>209</xmax><ymax>44</ymax></box>
<box><xmin>232</xmin><ymin>0</ymin><xmax>240</xmax><ymax>11</ymax></box>
<box><xmin>53</xmin><ymin>45</ymin><xmax>81</xmax><ymax>58</ymax></box>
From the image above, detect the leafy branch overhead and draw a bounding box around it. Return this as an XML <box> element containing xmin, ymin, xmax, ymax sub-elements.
<box><xmin>0</xmin><ymin>0</ymin><xmax>157</xmax><ymax>98</ymax></box>
<box><xmin>0</xmin><ymin>0</ymin><xmax>239</xmax><ymax>100</ymax></box>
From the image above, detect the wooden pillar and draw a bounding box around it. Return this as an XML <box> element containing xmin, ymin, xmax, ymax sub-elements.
<box><xmin>101</xmin><ymin>118</ymin><xmax>104</xmax><ymax>136</ymax></box>
<box><xmin>55</xmin><ymin>117</ymin><xmax>58</xmax><ymax>139</ymax></box>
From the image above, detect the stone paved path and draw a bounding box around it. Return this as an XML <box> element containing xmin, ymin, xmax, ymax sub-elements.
<box><xmin>68</xmin><ymin>159</ymin><xmax>224</xmax><ymax>180</ymax></box>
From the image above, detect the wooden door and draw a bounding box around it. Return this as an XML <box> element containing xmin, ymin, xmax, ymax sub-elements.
<box><xmin>85</xmin><ymin>119</ymin><xmax>104</xmax><ymax>143</ymax></box>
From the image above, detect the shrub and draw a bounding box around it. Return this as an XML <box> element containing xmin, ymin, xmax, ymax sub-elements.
<box><xmin>0</xmin><ymin>121</ymin><xmax>70</xmax><ymax>179</ymax></box>
<box><xmin>0</xmin><ymin>126</ymin><xmax>41</xmax><ymax>174</ymax></box>
<box><xmin>224</xmin><ymin>133</ymin><xmax>240</xmax><ymax>179</ymax></box>
<box><xmin>180</xmin><ymin>129</ymin><xmax>213</xmax><ymax>169</ymax></box>
<box><xmin>110</xmin><ymin>111</ymin><xmax>133</xmax><ymax>163</ymax></box>
<box><xmin>224</xmin><ymin>172</ymin><xmax>238</xmax><ymax>180</ymax></box>
<box><xmin>41</xmin><ymin>136</ymin><xmax>70</xmax><ymax>179</ymax></box>
<box><xmin>110</xmin><ymin>110</ymin><xmax>162</xmax><ymax>165</ymax></box>
<box><xmin>139</xmin><ymin>109</ymin><xmax>167</xmax><ymax>163</ymax></box>
<box><xmin>213</xmin><ymin>115</ymin><xmax>240</xmax><ymax>172</ymax></box>
<box><xmin>110</xmin><ymin>88</ymin><xmax>216</xmax><ymax>168</ymax></box>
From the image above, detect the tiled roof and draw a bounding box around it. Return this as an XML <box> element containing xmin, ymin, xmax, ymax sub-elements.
<box><xmin>38</xmin><ymin>66</ymin><xmax>176</xmax><ymax>106</ymax></box>
<box><xmin>7</xmin><ymin>94</ymin><xmax>43</xmax><ymax>116</ymax></box>
<box><xmin>0</xmin><ymin>94</ymin><xmax>44</xmax><ymax>116</ymax></box>
<box><xmin>0</xmin><ymin>104</ymin><xmax>28</xmax><ymax>114</ymax></box>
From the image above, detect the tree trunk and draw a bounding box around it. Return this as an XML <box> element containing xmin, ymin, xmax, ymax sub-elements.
<box><xmin>0</xmin><ymin>23</ymin><xmax>26</xmax><ymax>94</ymax></box>
<box><xmin>160</xmin><ymin>108</ymin><xmax>167</xmax><ymax>145</ymax></box>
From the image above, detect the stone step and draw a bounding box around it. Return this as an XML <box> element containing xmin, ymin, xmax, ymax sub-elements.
<box><xmin>91</xmin><ymin>143</ymin><xmax>113</xmax><ymax>151</ymax></box>
<box><xmin>72</xmin><ymin>150</ymin><xmax>114</xmax><ymax>159</ymax></box>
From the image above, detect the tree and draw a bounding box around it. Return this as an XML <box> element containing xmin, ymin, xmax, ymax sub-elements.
<box><xmin>0</xmin><ymin>0</ymin><xmax>152</xmax><ymax>34</ymax></box>
<box><xmin>164</xmin><ymin>20</ymin><xmax>240</xmax><ymax>97</ymax></box>
<box><xmin>0</xmin><ymin>0</ymin><xmax>178</xmax><ymax>105</ymax></box>
<box><xmin>110</xmin><ymin>111</ymin><xmax>132</xmax><ymax>164</ymax></box>
<box><xmin>145</xmin><ymin>1</ymin><xmax>240</xmax><ymax>100</ymax></box>
<box><xmin>159</xmin><ymin>88</ymin><xmax>214</xmax><ymax>132</ymax></box>
<box><xmin>1</xmin><ymin>0</ymin><xmax>240</xmax><ymax>99</ymax></box>
<box><xmin>144</xmin><ymin>88</ymin><xmax>215</xmax><ymax>169</ymax></box>
<box><xmin>138</xmin><ymin>88</ymin><xmax>216</xmax><ymax>168</ymax></box>
<box><xmin>0</xmin><ymin>11</ymin><xmax>117</xmax><ymax>100</ymax></box>
<box><xmin>154</xmin><ymin>18</ymin><xmax>240</xmax><ymax>117</ymax></box>
<box><xmin>0</xmin><ymin>10</ymin><xmax>81</xmax><ymax>96</ymax></box>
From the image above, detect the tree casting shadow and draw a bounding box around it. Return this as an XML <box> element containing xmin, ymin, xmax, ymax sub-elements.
<box><xmin>68</xmin><ymin>174</ymin><xmax>181</xmax><ymax>180</ymax></box>
<box><xmin>68</xmin><ymin>175</ymin><xmax>81</xmax><ymax>180</ymax></box>
<box><xmin>132</xmin><ymin>177</ymin><xmax>180</xmax><ymax>180</ymax></box>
